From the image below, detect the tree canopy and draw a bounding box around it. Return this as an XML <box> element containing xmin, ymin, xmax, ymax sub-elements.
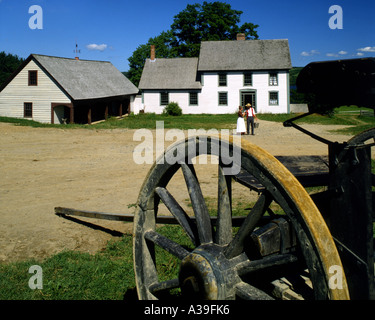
<box><xmin>0</xmin><ymin>52</ymin><xmax>25</xmax><ymax>87</ymax></box>
<box><xmin>171</xmin><ymin>1</ymin><xmax>258</xmax><ymax>57</ymax></box>
<box><xmin>127</xmin><ymin>1</ymin><xmax>259</xmax><ymax>87</ymax></box>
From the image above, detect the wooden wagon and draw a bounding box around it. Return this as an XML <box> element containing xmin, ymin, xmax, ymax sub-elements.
<box><xmin>56</xmin><ymin>58</ymin><xmax>375</xmax><ymax>300</ymax></box>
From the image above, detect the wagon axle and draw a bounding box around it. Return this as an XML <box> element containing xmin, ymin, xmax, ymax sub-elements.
<box><xmin>179</xmin><ymin>244</ymin><xmax>241</xmax><ymax>300</ymax></box>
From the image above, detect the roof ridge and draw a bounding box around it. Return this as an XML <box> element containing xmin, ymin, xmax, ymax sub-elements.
<box><xmin>146</xmin><ymin>57</ymin><xmax>199</xmax><ymax>61</ymax></box>
<box><xmin>201</xmin><ymin>38</ymin><xmax>289</xmax><ymax>43</ymax></box>
<box><xmin>32</xmin><ymin>53</ymin><xmax>111</xmax><ymax>64</ymax></box>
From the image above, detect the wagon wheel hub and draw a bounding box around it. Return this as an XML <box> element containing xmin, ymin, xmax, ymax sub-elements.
<box><xmin>179</xmin><ymin>244</ymin><xmax>240</xmax><ymax>300</ymax></box>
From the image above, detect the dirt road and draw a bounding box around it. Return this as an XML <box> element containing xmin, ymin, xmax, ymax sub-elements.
<box><xmin>0</xmin><ymin>120</ymin><xmax>351</xmax><ymax>263</ymax></box>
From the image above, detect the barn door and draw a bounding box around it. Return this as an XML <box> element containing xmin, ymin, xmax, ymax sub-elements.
<box><xmin>51</xmin><ymin>103</ymin><xmax>74</xmax><ymax>124</ymax></box>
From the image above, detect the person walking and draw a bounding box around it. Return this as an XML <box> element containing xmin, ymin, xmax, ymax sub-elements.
<box><xmin>245</xmin><ymin>103</ymin><xmax>257</xmax><ymax>135</ymax></box>
<box><xmin>236</xmin><ymin>106</ymin><xmax>246</xmax><ymax>135</ymax></box>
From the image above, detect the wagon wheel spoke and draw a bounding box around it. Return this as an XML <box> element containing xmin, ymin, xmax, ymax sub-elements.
<box><xmin>155</xmin><ymin>186</ymin><xmax>198</xmax><ymax>246</ymax></box>
<box><xmin>180</xmin><ymin>162</ymin><xmax>212</xmax><ymax>244</ymax></box>
<box><xmin>215</xmin><ymin>164</ymin><xmax>232</xmax><ymax>245</ymax></box>
<box><xmin>144</xmin><ymin>230</ymin><xmax>189</xmax><ymax>260</ymax></box>
<box><xmin>236</xmin><ymin>253</ymin><xmax>299</xmax><ymax>276</ymax></box>
<box><xmin>149</xmin><ymin>278</ymin><xmax>180</xmax><ymax>295</ymax></box>
<box><xmin>235</xmin><ymin>281</ymin><xmax>274</xmax><ymax>300</ymax></box>
<box><xmin>224</xmin><ymin>192</ymin><xmax>273</xmax><ymax>259</ymax></box>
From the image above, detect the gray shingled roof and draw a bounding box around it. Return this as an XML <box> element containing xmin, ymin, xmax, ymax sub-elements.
<box><xmin>32</xmin><ymin>54</ymin><xmax>138</xmax><ymax>100</ymax></box>
<box><xmin>198</xmin><ymin>39</ymin><xmax>292</xmax><ymax>71</ymax></box>
<box><xmin>138</xmin><ymin>57</ymin><xmax>202</xmax><ymax>90</ymax></box>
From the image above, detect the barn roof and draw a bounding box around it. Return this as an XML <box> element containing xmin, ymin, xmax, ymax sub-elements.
<box><xmin>198</xmin><ymin>39</ymin><xmax>292</xmax><ymax>71</ymax></box>
<box><xmin>0</xmin><ymin>54</ymin><xmax>139</xmax><ymax>100</ymax></box>
<box><xmin>138</xmin><ymin>57</ymin><xmax>202</xmax><ymax>90</ymax></box>
<box><xmin>33</xmin><ymin>54</ymin><xmax>139</xmax><ymax>100</ymax></box>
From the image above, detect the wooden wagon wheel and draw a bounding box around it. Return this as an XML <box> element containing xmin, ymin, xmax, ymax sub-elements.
<box><xmin>133</xmin><ymin>135</ymin><xmax>349</xmax><ymax>300</ymax></box>
<box><xmin>348</xmin><ymin>127</ymin><xmax>375</xmax><ymax>146</ymax></box>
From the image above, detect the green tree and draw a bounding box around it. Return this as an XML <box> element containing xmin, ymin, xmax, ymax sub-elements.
<box><xmin>127</xmin><ymin>1</ymin><xmax>259</xmax><ymax>86</ymax></box>
<box><xmin>171</xmin><ymin>1</ymin><xmax>259</xmax><ymax>57</ymax></box>
<box><xmin>0</xmin><ymin>52</ymin><xmax>25</xmax><ymax>87</ymax></box>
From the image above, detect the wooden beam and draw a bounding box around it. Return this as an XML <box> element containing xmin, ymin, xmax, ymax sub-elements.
<box><xmin>55</xmin><ymin>207</ymin><xmax>135</xmax><ymax>222</ymax></box>
<box><xmin>119</xmin><ymin>103</ymin><xmax>123</xmax><ymax>117</ymax></box>
<box><xmin>70</xmin><ymin>104</ymin><xmax>74</xmax><ymax>124</ymax></box>
<box><xmin>105</xmin><ymin>105</ymin><xmax>108</xmax><ymax>120</ymax></box>
<box><xmin>88</xmin><ymin>107</ymin><xmax>92</xmax><ymax>124</ymax></box>
<box><xmin>54</xmin><ymin>206</ymin><xmax>246</xmax><ymax>226</ymax></box>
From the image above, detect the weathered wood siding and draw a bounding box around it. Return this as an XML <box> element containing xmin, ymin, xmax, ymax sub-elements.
<box><xmin>0</xmin><ymin>59</ymin><xmax>71</xmax><ymax>123</ymax></box>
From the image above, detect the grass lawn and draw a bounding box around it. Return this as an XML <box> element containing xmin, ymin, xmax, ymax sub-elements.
<box><xmin>0</xmin><ymin>113</ymin><xmax>238</xmax><ymax>131</ymax></box>
<box><xmin>0</xmin><ymin>235</ymin><xmax>136</xmax><ymax>300</ymax></box>
<box><xmin>1</xmin><ymin>105</ymin><xmax>374</xmax><ymax>135</ymax></box>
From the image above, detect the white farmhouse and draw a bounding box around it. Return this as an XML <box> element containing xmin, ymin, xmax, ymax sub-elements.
<box><xmin>137</xmin><ymin>35</ymin><xmax>292</xmax><ymax>114</ymax></box>
<box><xmin>0</xmin><ymin>54</ymin><xmax>138</xmax><ymax>124</ymax></box>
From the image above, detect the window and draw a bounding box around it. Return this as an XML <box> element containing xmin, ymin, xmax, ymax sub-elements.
<box><xmin>24</xmin><ymin>103</ymin><xmax>33</xmax><ymax>118</ymax></box>
<box><xmin>218</xmin><ymin>92</ymin><xmax>228</xmax><ymax>106</ymax></box>
<box><xmin>218</xmin><ymin>73</ymin><xmax>227</xmax><ymax>87</ymax></box>
<box><xmin>28</xmin><ymin>71</ymin><xmax>38</xmax><ymax>86</ymax></box>
<box><xmin>244</xmin><ymin>73</ymin><xmax>252</xmax><ymax>86</ymax></box>
<box><xmin>160</xmin><ymin>92</ymin><xmax>169</xmax><ymax>106</ymax></box>
<box><xmin>269</xmin><ymin>92</ymin><xmax>279</xmax><ymax>105</ymax></box>
<box><xmin>269</xmin><ymin>73</ymin><xmax>278</xmax><ymax>86</ymax></box>
<box><xmin>189</xmin><ymin>92</ymin><xmax>198</xmax><ymax>106</ymax></box>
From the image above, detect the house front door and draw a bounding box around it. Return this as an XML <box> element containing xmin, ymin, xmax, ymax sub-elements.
<box><xmin>241</xmin><ymin>91</ymin><xmax>256</xmax><ymax>112</ymax></box>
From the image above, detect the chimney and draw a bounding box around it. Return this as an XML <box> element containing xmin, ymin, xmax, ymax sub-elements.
<box><xmin>150</xmin><ymin>45</ymin><xmax>155</xmax><ymax>61</ymax></box>
<box><xmin>236</xmin><ymin>33</ymin><xmax>246</xmax><ymax>41</ymax></box>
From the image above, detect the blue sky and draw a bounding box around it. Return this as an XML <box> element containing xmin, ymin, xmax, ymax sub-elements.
<box><xmin>0</xmin><ymin>0</ymin><xmax>374</xmax><ymax>72</ymax></box>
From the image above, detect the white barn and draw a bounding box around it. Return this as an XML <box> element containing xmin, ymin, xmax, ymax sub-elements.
<box><xmin>137</xmin><ymin>36</ymin><xmax>292</xmax><ymax>114</ymax></box>
<box><xmin>0</xmin><ymin>54</ymin><xmax>138</xmax><ymax>124</ymax></box>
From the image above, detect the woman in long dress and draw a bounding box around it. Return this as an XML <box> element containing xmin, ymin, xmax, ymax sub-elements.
<box><xmin>236</xmin><ymin>106</ymin><xmax>246</xmax><ymax>135</ymax></box>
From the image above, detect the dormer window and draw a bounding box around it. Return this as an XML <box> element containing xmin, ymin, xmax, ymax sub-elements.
<box><xmin>28</xmin><ymin>70</ymin><xmax>38</xmax><ymax>86</ymax></box>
